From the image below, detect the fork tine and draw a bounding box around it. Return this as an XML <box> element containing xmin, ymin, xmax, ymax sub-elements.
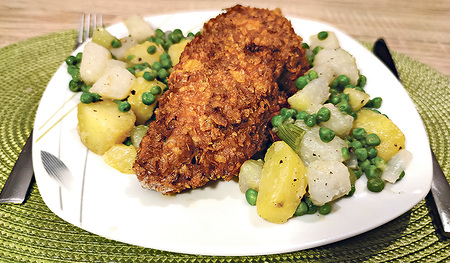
<box><xmin>97</xmin><ymin>13</ymin><xmax>103</xmax><ymax>28</ymax></box>
<box><xmin>84</xmin><ymin>13</ymin><xmax>90</xmax><ymax>42</ymax></box>
<box><xmin>75</xmin><ymin>13</ymin><xmax>85</xmax><ymax>48</ymax></box>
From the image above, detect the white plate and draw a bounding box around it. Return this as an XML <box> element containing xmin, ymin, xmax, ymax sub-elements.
<box><xmin>32</xmin><ymin>11</ymin><xmax>433</xmax><ymax>256</ymax></box>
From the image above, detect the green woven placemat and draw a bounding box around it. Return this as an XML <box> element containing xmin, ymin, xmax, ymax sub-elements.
<box><xmin>0</xmin><ymin>30</ymin><xmax>449</xmax><ymax>262</ymax></box>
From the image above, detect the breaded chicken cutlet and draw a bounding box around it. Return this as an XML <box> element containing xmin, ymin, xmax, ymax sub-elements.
<box><xmin>133</xmin><ymin>5</ymin><xmax>309</xmax><ymax>194</ymax></box>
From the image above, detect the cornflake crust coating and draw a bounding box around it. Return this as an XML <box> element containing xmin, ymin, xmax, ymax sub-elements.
<box><xmin>133</xmin><ymin>5</ymin><xmax>309</xmax><ymax>194</ymax></box>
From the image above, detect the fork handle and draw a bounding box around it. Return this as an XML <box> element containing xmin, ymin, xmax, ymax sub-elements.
<box><xmin>430</xmin><ymin>150</ymin><xmax>450</xmax><ymax>237</ymax></box>
<box><xmin>0</xmin><ymin>131</ymin><xmax>34</xmax><ymax>203</ymax></box>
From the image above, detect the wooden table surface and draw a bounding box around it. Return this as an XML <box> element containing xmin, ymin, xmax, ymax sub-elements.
<box><xmin>1</xmin><ymin>0</ymin><xmax>449</xmax><ymax>76</ymax></box>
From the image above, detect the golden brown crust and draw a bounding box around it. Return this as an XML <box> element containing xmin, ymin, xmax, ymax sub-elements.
<box><xmin>133</xmin><ymin>5</ymin><xmax>309</xmax><ymax>194</ymax></box>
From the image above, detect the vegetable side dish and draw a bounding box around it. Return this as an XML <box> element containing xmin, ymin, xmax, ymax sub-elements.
<box><xmin>64</xmin><ymin>5</ymin><xmax>412</xmax><ymax>224</ymax></box>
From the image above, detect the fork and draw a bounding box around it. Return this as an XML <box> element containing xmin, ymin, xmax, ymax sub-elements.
<box><xmin>75</xmin><ymin>13</ymin><xmax>103</xmax><ymax>49</ymax></box>
<box><xmin>0</xmin><ymin>13</ymin><xmax>103</xmax><ymax>204</ymax></box>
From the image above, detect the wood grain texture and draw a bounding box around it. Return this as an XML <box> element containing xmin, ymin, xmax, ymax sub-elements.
<box><xmin>1</xmin><ymin>0</ymin><xmax>449</xmax><ymax>75</ymax></box>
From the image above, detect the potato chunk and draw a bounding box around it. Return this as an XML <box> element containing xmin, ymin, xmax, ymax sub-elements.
<box><xmin>168</xmin><ymin>39</ymin><xmax>190</xmax><ymax>66</ymax></box>
<box><xmin>318</xmin><ymin>103</ymin><xmax>354</xmax><ymax>137</ymax></box>
<box><xmin>110</xmin><ymin>37</ymin><xmax>138</xmax><ymax>61</ymax></box>
<box><xmin>314</xmin><ymin>48</ymin><xmax>359</xmax><ymax>85</ymax></box>
<box><xmin>79</xmin><ymin>42</ymin><xmax>112</xmax><ymax>85</ymax></box>
<box><xmin>127</xmin><ymin>77</ymin><xmax>165</xmax><ymax>124</ymax></box>
<box><xmin>307</xmin><ymin>160</ymin><xmax>351</xmax><ymax>206</ymax></box>
<box><xmin>353</xmin><ymin>108</ymin><xmax>405</xmax><ymax>161</ymax></box>
<box><xmin>287</xmin><ymin>78</ymin><xmax>330</xmax><ymax>113</ymax></box>
<box><xmin>125</xmin><ymin>41</ymin><xmax>164</xmax><ymax>66</ymax></box>
<box><xmin>309</xmin><ymin>31</ymin><xmax>340</xmax><ymax>50</ymax></box>
<box><xmin>77</xmin><ymin>100</ymin><xmax>136</xmax><ymax>155</ymax></box>
<box><xmin>90</xmin><ymin>66</ymin><xmax>136</xmax><ymax>100</ymax></box>
<box><xmin>92</xmin><ymin>27</ymin><xmax>116</xmax><ymax>49</ymax></box>
<box><xmin>344</xmin><ymin>88</ymin><xmax>370</xmax><ymax>111</ymax></box>
<box><xmin>103</xmin><ymin>144</ymin><xmax>137</xmax><ymax>174</ymax></box>
<box><xmin>256</xmin><ymin>141</ymin><xmax>308</xmax><ymax>224</ymax></box>
<box><xmin>238</xmin><ymin>159</ymin><xmax>264</xmax><ymax>193</ymax></box>
<box><xmin>300</xmin><ymin>126</ymin><xmax>347</xmax><ymax>166</ymax></box>
<box><xmin>124</xmin><ymin>15</ymin><xmax>155</xmax><ymax>42</ymax></box>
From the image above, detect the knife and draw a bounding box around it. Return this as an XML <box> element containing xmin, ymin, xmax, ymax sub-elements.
<box><xmin>0</xmin><ymin>131</ymin><xmax>34</xmax><ymax>203</ymax></box>
<box><xmin>373</xmin><ymin>38</ymin><xmax>450</xmax><ymax>237</ymax></box>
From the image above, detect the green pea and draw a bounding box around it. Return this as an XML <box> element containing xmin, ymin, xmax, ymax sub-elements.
<box><xmin>346</xmin><ymin>184</ymin><xmax>356</xmax><ymax>196</ymax></box>
<box><xmin>150</xmin><ymin>85</ymin><xmax>162</xmax><ymax>95</ymax></box>
<box><xmin>75</xmin><ymin>52</ymin><xmax>83</xmax><ymax>62</ymax></box>
<box><xmin>187</xmin><ymin>32</ymin><xmax>195</xmax><ymax>38</ymax></box>
<box><xmin>173</xmin><ymin>29</ymin><xmax>183</xmax><ymax>36</ymax></box>
<box><xmin>337</xmin><ymin>101</ymin><xmax>352</xmax><ymax>114</ymax></box>
<box><xmin>126</xmin><ymin>55</ymin><xmax>135</xmax><ymax>61</ymax></box>
<box><xmin>271</xmin><ymin>114</ymin><xmax>284</xmax><ymax>127</ymax></box>
<box><xmin>91</xmin><ymin>93</ymin><xmax>101</xmax><ymax>102</ymax></box>
<box><xmin>355</xmin><ymin>86</ymin><xmax>365</xmax><ymax>93</ymax></box>
<box><xmin>337</xmin><ymin>75</ymin><xmax>350</xmax><ymax>87</ymax></box>
<box><xmin>366</xmin><ymin>133</ymin><xmax>381</xmax><ymax>146</ymax></box>
<box><xmin>161</xmin><ymin>58</ymin><xmax>172</xmax><ymax>69</ymax></box>
<box><xmin>307</xmin><ymin>55</ymin><xmax>315</xmax><ymax>66</ymax></box>
<box><xmin>157</xmin><ymin>68</ymin><xmax>169</xmax><ymax>79</ymax></box>
<box><xmin>245</xmin><ymin>189</ymin><xmax>258</xmax><ymax>206</ymax></box>
<box><xmin>134</xmin><ymin>63</ymin><xmax>148</xmax><ymax>71</ymax></box>
<box><xmin>168</xmin><ymin>32</ymin><xmax>181</xmax><ymax>43</ymax></box>
<box><xmin>365</xmin><ymin>165</ymin><xmax>381</xmax><ymax>179</ymax></box>
<box><xmin>301</xmin><ymin>42</ymin><xmax>310</xmax><ymax>49</ymax></box>
<box><xmin>80</xmin><ymin>84</ymin><xmax>91</xmax><ymax>93</ymax></box>
<box><xmin>147</xmin><ymin>45</ymin><xmax>157</xmax><ymax>54</ymax></box>
<box><xmin>162</xmin><ymin>39</ymin><xmax>173</xmax><ymax>50</ymax></box>
<box><xmin>69</xmin><ymin>80</ymin><xmax>82</xmax><ymax>92</ymax></box>
<box><xmin>65</xmin><ymin>55</ymin><xmax>77</xmax><ymax>66</ymax></box>
<box><xmin>126</xmin><ymin>67</ymin><xmax>135</xmax><ymax>75</ymax></box>
<box><xmin>372</xmin><ymin>156</ymin><xmax>387</xmax><ymax>170</ymax></box>
<box><xmin>339</xmin><ymin>93</ymin><xmax>349</xmax><ymax>102</ymax></box>
<box><xmin>318</xmin><ymin>203</ymin><xmax>332</xmax><ymax>215</ymax></box>
<box><xmin>352</xmin><ymin>127</ymin><xmax>366</xmax><ymax>140</ymax></box>
<box><xmin>344</xmin><ymin>84</ymin><xmax>355</xmax><ymax>90</ymax></box>
<box><xmin>304</xmin><ymin>114</ymin><xmax>317</xmax><ymax>127</ymax></box>
<box><xmin>118</xmin><ymin>101</ymin><xmax>131</xmax><ymax>112</ymax></box>
<box><xmin>155</xmin><ymin>37</ymin><xmax>165</xmax><ymax>46</ymax></box>
<box><xmin>312</xmin><ymin>46</ymin><xmax>323</xmax><ymax>55</ymax></box>
<box><xmin>143</xmin><ymin>70</ymin><xmax>157</xmax><ymax>81</ymax></box>
<box><xmin>330</xmin><ymin>95</ymin><xmax>341</xmax><ymax>105</ymax></box>
<box><xmin>308</xmin><ymin>70</ymin><xmax>319</xmax><ymax>80</ymax></box>
<box><xmin>367</xmin><ymin>177</ymin><xmax>385</xmax><ymax>192</ymax></box>
<box><xmin>142</xmin><ymin>92</ymin><xmax>156</xmax><ymax>105</ymax></box>
<box><xmin>152</xmin><ymin>61</ymin><xmax>162</xmax><ymax>71</ymax></box>
<box><xmin>371</xmin><ymin>97</ymin><xmax>382</xmax><ymax>108</ymax></box>
<box><xmin>294</xmin><ymin>201</ymin><xmax>308</xmax><ymax>216</ymax></box>
<box><xmin>111</xmin><ymin>38</ymin><xmax>122</xmax><ymax>48</ymax></box>
<box><xmin>357</xmin><ymin>74</ymin><xmax>367</xmax><ymax>87</ymax></box>
<box><xmin>355</xmin><ymin>148</ymin><xmax>368</xmax><ymax>161</ymax></box>
<box><xmin>330</xmin><ymin>78</ymin><xmax>339</xmax><ymax>89</ymax></box>
<box><xmin>397</xmin><ymin>171</ymin><xmax>406</xmax><ymax>181</ymax></box>
<box><xmin>295</xmin><ymin>76</ymin><xmax>309</xmax><ymax>90</ymax></box>
<box><xmin>155</xmin><ymin>28</ymin><xmax>165</xmax><ymax>38</ymax></box>
<box><xmin>304</xmin><ymin>197</ymin><xmax>317</xmax><ymax>214</ymax></box>
<box><xmin>160</xmin><ymin>52</ymin><xmax>170</xmax><ymax>61</ymax></box>
<box><xmin>295</xmin><ymin>111</ymin><xmax>308</xmax><ymax>120</ymax></box>
<box><xmin>360</xmin><ymin>159</ymin><xmax>371</xmax><ymax>173</ymax></box>
<box><xmin>319</xmin><ymin>127</ymin><xmax>335</xmax><ymax>143</ymax></box>
<box><xmin>341</xmin><ymin>147</ymin><xmax>350</xmax><ymax>160</ymax></box>
<box><xmin>353</xmin><ymin>168</ymin><xmax>363</xmax><ymax>179</ymax></box>
<box><xmin>351</xmin><ymin>140</ymin><xmax>363</xmax><ymax>149</ymax></box>
<box><xmin>317</xmin><ymin>107</ymin><xmax>331</xmax><ymax>122</ymax></box>
<box><xmin>317</xmin><ymin>31</ymin><xmax>329</xmax><ymax>40</ymax></box>
<box><xmin>80</xmin><ymin>92</ymin><xmax>94</xmax><ymax>104</ymax></box>
<box><xmin>367</xmin><ymin>147</ymin><xmax>378</xmax><ymax>159</ymax></box>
